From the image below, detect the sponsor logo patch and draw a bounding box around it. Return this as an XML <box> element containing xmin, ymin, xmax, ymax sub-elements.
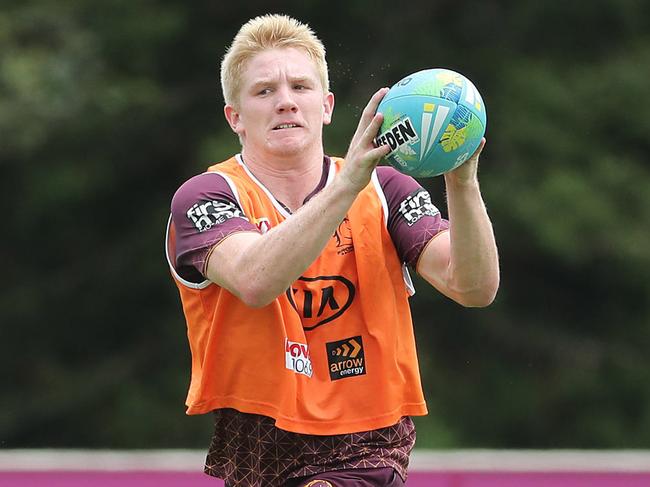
<box><xmin>186</xmin><ymin>199</ymin><xmax>246</xmax><ymax>232</ymax></box>
<box><xmin>286</xmin><ymin>276</ymin><xmax>356</xmax><ymax>331</ymax></box>
<box><xmin>326</xmin><ymin>336</ymin><xmax>366</xmax><ymax>381</ymax></box>
<box><xmin>285</xmin><ymin>338</ymin><xmax>313</xmax><ymax>378</ymax></box>
<box><xmin>398</xmin><ymin>189</ymin><xmax>440</xmax><ymax>226</ymax></box>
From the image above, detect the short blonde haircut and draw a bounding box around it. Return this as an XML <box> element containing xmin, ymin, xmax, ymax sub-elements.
<box><xmin>220</xmin><ymin>14</ymin><xmax>329</xmax><ymax>108</ymax></box>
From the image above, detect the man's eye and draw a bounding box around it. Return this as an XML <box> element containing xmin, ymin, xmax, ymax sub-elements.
<box><xmin>294</xmin><ymin>85</ymin><xmax>306</xmax><ymax>90</ymax></box>
<box><xmin>258</xmin><ymin>88</ymin><xmax>271</xmax><ymax>95</ymax></box>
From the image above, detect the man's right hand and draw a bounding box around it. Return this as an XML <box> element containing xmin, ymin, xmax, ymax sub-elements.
<box><xmin>340</xmin><ymin>88</ymin><xmax>392</xmax><ymax>192</ymax></box>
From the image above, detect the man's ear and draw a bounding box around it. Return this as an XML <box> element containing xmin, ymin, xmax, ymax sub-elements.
<box><xmin>322</xmin><ymin>92</ymin><xmax>335</xmax><ymax>125</ymax></box>
<box><xmin>224</xmin><ymin>105</ymin><xmax>242</xmax><ymax>134</ymax></box>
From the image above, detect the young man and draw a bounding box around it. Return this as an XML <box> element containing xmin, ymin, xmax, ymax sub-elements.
<box><xmin>166</xmin><ymin>14</ymin><xmax>499</xmax><ymax>487</ymax></box>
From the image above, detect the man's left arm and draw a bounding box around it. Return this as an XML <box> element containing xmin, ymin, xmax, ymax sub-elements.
<box><xmin>416</xmin><ymin>138</ymin><xmax>500</xmax><ymax>307</ymax></box>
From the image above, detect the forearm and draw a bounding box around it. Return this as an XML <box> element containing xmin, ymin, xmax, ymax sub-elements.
<box><xmin>444</xmin><ymin>177</ymin><xmax>500</xmax><ymax>306</ymax></box>
<box><xmin>207</xmin><ymin>177</ymin><xmax>359</xmax><ymax>307</ymax></box>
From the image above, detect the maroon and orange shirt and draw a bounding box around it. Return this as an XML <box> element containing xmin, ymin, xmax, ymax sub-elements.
<box><xmin>167</xmin><ymin>156</ymin><xmax>450</xmax><ymax>432</ymax></box>
<box><xmin>167</xmin><ymin>155</ymin><xmax>449</xmax><ymax>485</ymax></box>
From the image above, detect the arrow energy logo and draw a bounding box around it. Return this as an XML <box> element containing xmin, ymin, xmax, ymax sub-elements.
<box><xmin>326</xmin><ymin>336</ymin><xmax>366</xmax><ymax>381</ymax></box>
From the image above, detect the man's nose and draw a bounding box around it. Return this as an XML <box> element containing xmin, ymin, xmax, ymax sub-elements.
<box><xmin>275</xmin><ymin>86</ymin><xmax>298</xmax><ymax>112</ymax></box>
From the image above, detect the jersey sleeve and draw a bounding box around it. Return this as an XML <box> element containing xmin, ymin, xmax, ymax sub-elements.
<box><xmin>170</xmin><ymin>172</ymin><xmax>258</xmax><ymax>282</ymax></box>
<box><xmin>376</xmin><ymin>166</ymin><xmax>450</xmax><ymax>269</ymax></box>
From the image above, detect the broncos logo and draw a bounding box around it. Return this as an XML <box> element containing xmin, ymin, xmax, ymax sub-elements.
<box><xmin>333</xmin><ymin>218</ymin><xmax>353</xmax><ymax>255</ymax></box>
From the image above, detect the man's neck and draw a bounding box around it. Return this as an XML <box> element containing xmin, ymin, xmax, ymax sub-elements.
<box><xmin>240</xmin><ymin>147</ymin><xmax>326</xmax><ymax>212</ymax></box>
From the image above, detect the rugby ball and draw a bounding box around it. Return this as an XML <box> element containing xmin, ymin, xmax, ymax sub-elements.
<box><xmin>375</xmin><ymin>68</ymin><xmax>487</xmax><ymax>177</ymax></box>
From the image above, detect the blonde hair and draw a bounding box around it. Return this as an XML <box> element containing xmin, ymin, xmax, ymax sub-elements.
<box><xmin>220</xmin><ymin>14</ymin><xmax>329</xmax><ymax>108</ymax></box>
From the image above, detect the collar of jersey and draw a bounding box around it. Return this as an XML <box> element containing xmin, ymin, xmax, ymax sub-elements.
<box><xmin>235</xmin><ymin>154</ymin><xmax>337</xmax><ymax>218</ymax></box>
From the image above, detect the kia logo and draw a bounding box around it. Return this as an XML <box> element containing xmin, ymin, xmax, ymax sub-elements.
<box><xmin>286</xmin><ymin>275</ymin><xmax>355</xmax><ymax>331</ymax></box>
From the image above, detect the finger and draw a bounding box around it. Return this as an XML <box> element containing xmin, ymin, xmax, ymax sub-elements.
<box><xmin>362</xmin><ymin>87</ymin><xmax>389</xmax><ymax>124</ymax></box>
<box><xmin>368</xmin><ymin>143</ymin><xmax>391</xmax><ymax>161</ymax></box>
<box><xmin>349</xmin><ymin>110</ymin><xmax>385</xmax><ymax>154</ymax></box>
<box><xmin>360</xmin><ymin>112</ymin><xmax>386</xmax><ymax>147</ymax></box>
<box><xmin>352</xmin><ymin>88</ymin><xmax>389</xmax><ymax>140</ymax></box>
<box><xmin>367</xmin><ymin>87</ymin><xmax>390</xmax><ymax>114</ymax></box>
<box><xmin>355</xmin><ymin>144</ymin><xmax>391</xmax><ymax>172</ymax></box>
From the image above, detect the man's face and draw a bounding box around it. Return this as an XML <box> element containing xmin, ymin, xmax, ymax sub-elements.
<box><xmin>225</xmin><ymin>47</ymin><xmax>334</xmax><ymax>159</ymax></box>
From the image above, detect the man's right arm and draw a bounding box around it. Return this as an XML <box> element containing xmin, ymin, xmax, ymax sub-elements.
<box><xmin>206</xmin><ymin>88</ymin><xmax>391</xmax><ymax>307</ymax></box>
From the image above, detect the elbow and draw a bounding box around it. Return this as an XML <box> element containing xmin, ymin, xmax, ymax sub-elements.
<box><xmin>237</xmin><ymin>287</ymin><xmax>276</xmax><ymax>309</ymax></box>
<box><xmin>235</xmin><ymin>279</ymin><xmax>284</xmax><ymax>309</ymax></box>
<box><xmin>227</xmin><ymin>266</ymin><xmax>293</xmax><ymax>308</ymax></box>
<box><xmin>453</xmin><ymin>278</ymin><xmax>500</xmax><ymax>308</ymax></box>
<box><xmin>239</xmin><ymin>296</ymin><xmax>270</xmax><ymax>309</ymax></box>
<box><xmin>457</xmin><ymin>289</ymin><xmax>497</xmax><ymax>308</ymax></box>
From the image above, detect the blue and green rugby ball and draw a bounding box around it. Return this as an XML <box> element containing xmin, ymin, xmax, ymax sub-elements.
<box><xmin>375</xmin><ymin>68</ymin><xmax>487</xmax><ymax>177</ymax></box>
